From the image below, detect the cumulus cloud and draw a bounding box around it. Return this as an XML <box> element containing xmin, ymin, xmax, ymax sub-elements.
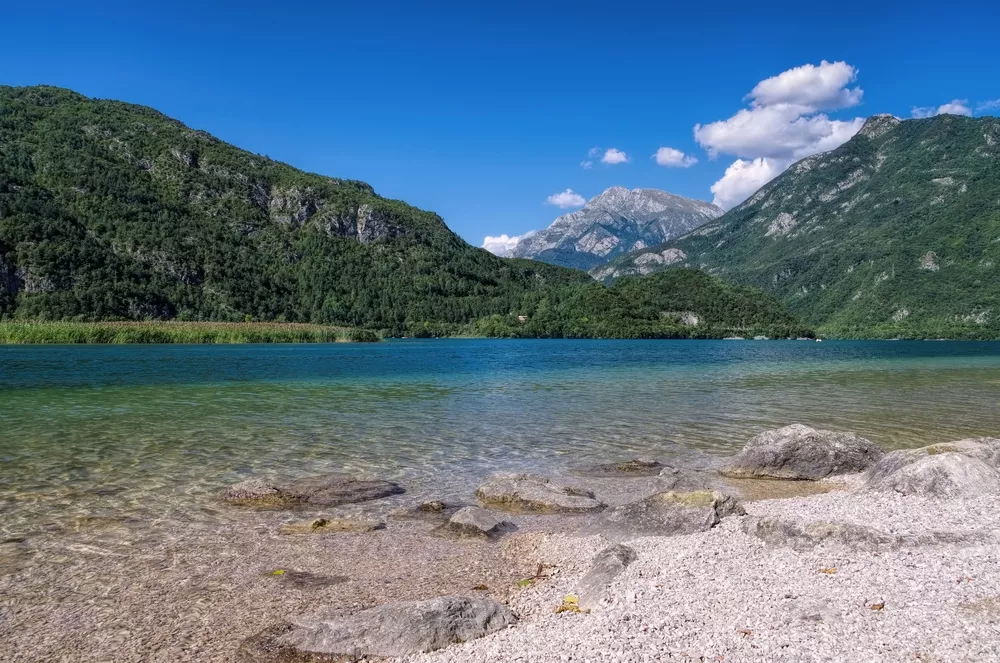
<box><xmin>600</xmin><ymin>148</ymin><xmax>629</xmax><ymax>164</ymax></box>
<box><xmin>695</xmin><ymin>60</ymin><xmax>866</xmax><ymax>209</ymax></box>
<box><xmin>709</xmin><ymin>158</ymin><xmax>785</xmax><ymax>212</ymax></box>
<box><xmin>977</xmin><ymin>99</ymin><xmax>1000</xmax><ymax>113</ymax></box>
<box><xmin>481</xmin><ymin>231</ymin><xmax>536</xmax><ymax>257</ymax></box>
<box><xmin>653</xmin><ymin>147</ymin><xmax>698</xmax><ymax>168</ymax></box>
<box><xmin>748</xmin><ymin>60</ymin><xmax>863</xmax><ymax>111</ymax></box>
<box><xmin>545</xmin><ymin>189</ymin><xmax>587</xmax><ymax>208</ymax></box>
<box><xmin>911</xmin><ymin>99</ymin><xmax>973</xmax><ymax>118</ymax></box>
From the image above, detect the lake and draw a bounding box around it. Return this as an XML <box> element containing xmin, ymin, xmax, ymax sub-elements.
<box><xmin>2</xmin><ymin>339</ymin><xmax>1000</xmax><ymax>537</ymax></box>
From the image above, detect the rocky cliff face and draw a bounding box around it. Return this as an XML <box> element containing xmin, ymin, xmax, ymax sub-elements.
<box><xmin>506</xmin><ymin>187</ymin><xmax>722</xmax><ymax>271</ymax></box>
<box><xmin>597</xmin><ymin>113</ymin><xmax>1000</xmax><ymax>338</ymax></box>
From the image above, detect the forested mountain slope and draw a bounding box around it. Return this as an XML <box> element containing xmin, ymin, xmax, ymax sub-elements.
<box><xmin>597</xmin><ymin>114</ymin><xmax>1000</xmax><ymax>339</ymax></box>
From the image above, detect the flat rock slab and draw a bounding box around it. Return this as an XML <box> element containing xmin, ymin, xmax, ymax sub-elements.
<box><xmin>742</xmin><ymin>515</ymin><xmax>991</xmax><ymax>551</ymax></box>
<box><xmin>578</xmin><ymin>458</ymin><xmax>665</xmax><ymax>478</ymax></box>
<box><xmin>436</xmin><ymin>506</ymin><xmax>514</xmax><ymax>539</ymax></box>
<box><xmin>222</xmin><ymin>474</ymin><xmax>405</xmax><ymax>508</ymax></box>
<box><xmin>721</xmin><ymin>424</ymin><xmax>883</xmax><ymax>480</ymax></box>
<box><xmin>245</xmin><ymin>596</ymin><xmax>516</xmax><ymax>660</ymax></box>
<box><xmin>389</xmin><ymin>501</ymin><xmax>465</xmax><ymax>522</ymax></box>
<box><xmin>279</xmin><ymin>518</ymin><xmax>385</xmax><ymax>535</ymax></box>
<box><xmin>264</xmin><ymin>569</ymin><xmax>349</xmax><ymax>590</ymax></box>
<box><xmin>865</xmin><ymin>452</ymin><xmax>1000</xmax><ymax>498</ymax></box>
<box><xmin>574</xmin><ymin>544</ymin><xmax>638</xmax><ymax>611</ymax></box>
<box><xmin>594</xmin><ymin>490</ymin><xmax>745</xmax><ymax>540</ymax></box>
<box><xmin>476</xmin><ymin>472</ymin><xmax>605</xmax><ymax>513</ymax></box>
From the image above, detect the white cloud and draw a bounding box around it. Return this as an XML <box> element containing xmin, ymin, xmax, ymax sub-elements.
<box><xmin>481</xmin><ymin>231</ymin><xmax>536</xmax><ymax>257</ymax></box>
<box><xmin>977</xmin><ymin>99</ymin><xmax>1000</xmax><ymax>113</ymax></box>
<box><xmin>600</xmin><ymin>148</ymin><xmax>629</xmax><ymax>164</ymax></box>
<box><xmin>911</xmin><ymin>99</ymin><xmax>973</xmax><ymax>118</ymax></box>
<box><xmin>580</xmin><ymin>160</ymin><xmax>593</xmax><ymax>169</ymax></box>
<box><xmin>748</xmin><ymin>60</ymin><xmax>863</xmax><ymax>111</ymax></box>
<box><xmin>587</xmin><ymin>147</ymin><xmax>601</xmax><ymax>157</ymax></box>
<box><xmin>695</xmin><ymin>60</ymin><xmax>866</xmax><ymax>209</ymax></box>
<box><xmin>653</xmin><ymin>147</ymin><xmax>698</xmax><ymax>168</ymax></box>
<box><xmin>545</xmin><ymin>189</ymin><xmax>587</xmax><ymax>208</ymax></box>
<box><xmin>709</xmin><ymin>157</ymin><xmax>785</xmax><ymax>210</ymax></box>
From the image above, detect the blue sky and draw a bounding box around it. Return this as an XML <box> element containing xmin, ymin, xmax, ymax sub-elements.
<box><xmin>3</xmin><ymin>1</ymin><xmax>999</xmax><ymax>249</ymax></box>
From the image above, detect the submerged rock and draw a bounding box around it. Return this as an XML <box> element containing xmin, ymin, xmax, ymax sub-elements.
<box><xmin>278</xmin><ymin>518</ymin><xmax>385</xmax><ymax>535</ymax></box>
<box><xmin>222</xmin><ymin>473</ymin><xmax>404</xmax><ymax>508</ymax></box>
<box><xmin>581</xmin><ymin>458</ymin><xmax>664</xmax><ymax>478</ymax></box>
<box><xmin>595</xmin><ymin>490</ymin><xmax>744</xmax><ymax>539</ymax></box>
<box><xmin>721</xmin><ymin>424</ymin><xmax>883</xmax><ymax>480</ymax></box>
<box><xmin>865</xmin><ymin>453</ymin><xmax>1000</xmax><ymax>498</ymax></box>
<box><xmin>244</xmin><ymin>596</ymin><xmax>517</xmax><ymax>661</ymax></box>
<box><xmin>437</xmin><ymin>506</ymin><xmax>514</xmax><ymax>539</ymax></box>
<box><xmin>264</xmin><ymin>569</ymin><xmax>349</xmax><ymax>590</ymax></box>
<box><xmin>574</xmin><ymin>544</ymin><xmax>638</xmax><ymax>611</ymax></box>
<box><xmin>475</xmin><ymin>472</ymin><xmax>605</xmax><ymax>513</ymax></box>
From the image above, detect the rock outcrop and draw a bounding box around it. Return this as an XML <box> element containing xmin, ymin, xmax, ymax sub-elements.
<box><xmin>866</xmin><ymin>438</ymin><xmax>1000</xmax><ymax>484</ymax></box>
<box><xmin>242</xmin><ymin>596</ymin><xmax>517</xmax><ymax>661</ymax></box>
<box><xmin>222</xmin><ymin>474</ymin><xmax>404</xmax><ymax>508</ymax></box>
<box><xmin>742</xmin><ymin>515</ymin><xmax>991</xmax><ymax>551</ymax></box>
<box><xmin>475</xmin><ymin>473</ymin><xmax>605</xmax><ymax>513</ymax></box>
<box><xmin>721</xmin><ymin>424</ymin><xmax>883</xmax><ymax>480</ymax></box>
<box><xmin>595</xmin><ymin>490</ymin><xmax>744</xmax><ymax>539</ymax></box>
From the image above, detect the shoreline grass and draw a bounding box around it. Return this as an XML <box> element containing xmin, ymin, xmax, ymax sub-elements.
<box><xmin>0</xmin><ymin>321</ymin><xmax>381</xmax><ymax>344</ymax></box>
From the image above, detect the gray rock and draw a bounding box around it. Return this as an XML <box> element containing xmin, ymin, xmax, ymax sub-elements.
<box><xmin>475</xmin><ymin>472</ymin><xmax>605</xmax><ymax>513</ymax></box>
<box><xmin>581</xmin><ymin>458</ymin><xmax>664</xmax><ymax>478</ymax></box>
<box><xmin>596</xmin><ymin>490</ymin><xmax>745</xmax><ymax>539</ymax></box>
<box><xmin>574</xmin><ymin>544</ymin><xmax>638</xmax><ymax>611</ymax></box>
<box><xmin>222</xmin><ymin>473</ymin><xmax>404</xmax><ymax>508</ymax></box>
<box><xmin>657</xmin><ymin>465</ymin><xmax>715</xmax><ymax>491</ymax></box>
<box><xmin>741</xmin><ymin>516</ymin><xmax>895</xmax><ymax>552</ymax></box>
<box><xmin>438</xmin><ymin>506</ymin><xmax>514</xmax><ymax>539</ymax></box>
<box><xmin>865</xmin><ymin>452</ymin><xmax>1000</xmax><ymax>498</ymax></box>
<box><xmin>273</xmin><ymin>596</ymin><xmax>516</xmax><ymax>658</ymax></box>
<box><xmin>721</xmin><ymin>424</ymin><xmax>883</xmax><ymax>480</ymax></box>
<box><xmin>742</xmin><ymin>515</ymin><xmax>993</xmax><ymax>551</ymax></box>
<box><xmin>867</xmin><ymin>438</ymin><xmax>1000</xmax><ymax>484</ymax></box>
<box><xmin>278</xmin><ymin>518</ymin><xmax>385</xmax><ymax>535</ymax></box>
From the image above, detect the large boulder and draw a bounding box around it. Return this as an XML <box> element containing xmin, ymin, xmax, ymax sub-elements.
<box><xmin>867</xmin><ymin>438</ymin><xmax>1000</xmax><ymax>484</ymax></box>
<box><xmin>436</xmin><ymin>506</ymin><xmax>514</xmax><ymax>539</ymax></box>
<box><xmin>864</xmin><ymin>453</ymin><xmax>1000</xmax><ymax>498</ymax></box>
<box><xmin>721</xmin><ymin>424</ymin><xmax>883</xmax><ymax>480</ymax></box>
<box><xmin>475</xmin><ymin>472</ymin><xmax>605</xmax><ymax>513</ymax></box>
<box><xmin>222</xmin><ymin>473</ymin><xmax>404</xmax><ymax>508</ymax></box>
<box><xmin>595</xmin><ymin>490</ymin><xmax>745</xmax><ymax>539</ymax></box>
<box><xmin>243</xmin><ymin>596</ymin><xmax>517</xmax><ymax>661</ymax></box>
<box><xmin>573</xmin><ymin>544</ymin><xmax>638</xmax><ymax>611</ymax></box>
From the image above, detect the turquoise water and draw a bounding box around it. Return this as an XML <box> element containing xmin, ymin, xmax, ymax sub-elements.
<box><xmin>2</xmin><ymin>339</ymin><xmax>1000</xmax><ymax>535</ymax></box>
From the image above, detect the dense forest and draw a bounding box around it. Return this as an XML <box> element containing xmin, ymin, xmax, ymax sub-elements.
<box><xmin>0</xmin><ymin>85</ymin><xmax>810</xmax><ymax>339</ymax></box>
<box><xmin>598</xmin><ymin>114</ymin><xmax>1000</xmax><ymax>339</ymax></box>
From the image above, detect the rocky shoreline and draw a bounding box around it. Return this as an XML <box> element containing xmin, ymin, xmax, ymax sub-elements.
<box><xmin>4</xmin><ymin>425</ymin><xmax>1000</xmax><ymax>662</ymax></box>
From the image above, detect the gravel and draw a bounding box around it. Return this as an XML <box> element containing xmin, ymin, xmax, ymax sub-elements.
<box><xmin>410</xmin><ymin>480</ymin><xmax>1000</xmax><ymax>662</ymax></box>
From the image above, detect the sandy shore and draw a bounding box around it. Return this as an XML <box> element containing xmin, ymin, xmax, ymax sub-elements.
<box><xmin>3</xmin><ymin>467</ymin><xmax>1000</xmax><ymax>662</ymax></box>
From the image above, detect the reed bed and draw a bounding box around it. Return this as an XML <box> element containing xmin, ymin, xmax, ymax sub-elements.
<box><xmin>0</xmin><ymin>321</ymin><xmax>381</xmax><ymax>344</ymax></box>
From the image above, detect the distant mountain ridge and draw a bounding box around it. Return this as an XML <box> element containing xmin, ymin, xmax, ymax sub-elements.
<box><xmin>506</xmin><ymin>186</ymin><xmax>722</xmax><ymax>271</ymax></box>
<box><xmin>595</xmin><ymin>113</ymin><xmax>1000</xmax><ymax>339</ymax></box>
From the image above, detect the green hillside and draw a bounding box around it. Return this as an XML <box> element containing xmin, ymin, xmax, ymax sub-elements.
<box><xmin>0</xmin><ymin>85</ymin><xmax>809</xmax><ymax>339</ymax></box>
<box><xmin>597</xmin><ymin>114</ymin><xmax>1000</xmax><ymax>339</ymax></box>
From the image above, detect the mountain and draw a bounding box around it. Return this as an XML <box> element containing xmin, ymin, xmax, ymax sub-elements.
<box><xmin>0</xmin><ymin>85</ymin><xmax>591</xmax><ymax>332</ymax></box>
<box><xmin>596</xmin><ymin>113</ymin><xmax>1000</xmax><ymax>339</ymax></box>
<box><xmin>0</xmin><ymin>85</ymin><xmax>809</xmax><ymax>338</ymax></box>
<box><xmin>507</xmin><ymin>186</ymin><xmax>722</xmax><ymax>271</ymax></box>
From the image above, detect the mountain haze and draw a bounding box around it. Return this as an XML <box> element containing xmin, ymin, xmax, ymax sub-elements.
<box><xmin>597</xmin><ymin>113</ymin><xmax>1000</xmax><ymax>338</ymax></box>
<box><xmin>508</xmin><ymin>186</ymin><xmax>722</xmax><ymax>271</ymax></box>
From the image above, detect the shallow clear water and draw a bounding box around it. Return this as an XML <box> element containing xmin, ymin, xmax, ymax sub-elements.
<box><xmin>2</xmin><ymin>339</ymin><xmax>1000</xmax><ymax>536</ymax></box>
